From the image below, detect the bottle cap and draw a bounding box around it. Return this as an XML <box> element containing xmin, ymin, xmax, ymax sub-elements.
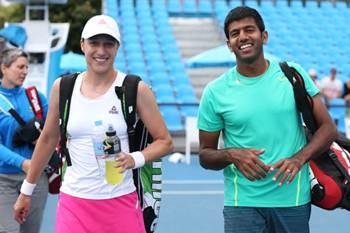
<box><xmin>106</xmin><ymin>124</ymin><xmax>116</xmax><ymax>136</ymax></box>
<box><xmin>106</xmin><ymin>131</ymin><xmax>116</xmax><ymax>136</ymax></box>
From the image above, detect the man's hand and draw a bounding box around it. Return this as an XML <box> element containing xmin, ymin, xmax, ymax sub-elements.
<box><xmin>269</xmin><ymin>156</ymin><xmax>305</xmax><ymax>185</ymax></box>
<box><xmin>228</xmin><ymin>148</ymin><xmax>270</xmax><ymax>181</ymax></box>
<box><xmin>13</xmin><ymin>193</ymin><xmax>32</xmax><ymax>224</ymax></box>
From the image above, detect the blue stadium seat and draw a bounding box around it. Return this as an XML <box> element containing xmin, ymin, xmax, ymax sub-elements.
<box><xmin>139</xmin><ymin>25</ymin><xmax>156</xmax><ymax>35</ymax></box>
<box><xmin>114</xmin><ymin>61</ymin><xmax>126</xmax><ymax>73</ymax></box>
<box><xmin>230</xmin><ymin>1</ymin><xmax>242</xmax><ymax>9</ymax></box>
<box><xmin>198</xmin><ymin>0</ymin><xmax>212</xmax><ymax>14</ymax></box>
<box><xmin>141</xmin><ymin>33</ymin><xmax>158</xmax><ymax>44</ymax></box>
<box><xmin>179</xmin><ymin>105</ymin><xmax>199</xmax><ymax>117</ymax></box>
<box><xmin>122</xmin><ymin>33</ymin><xmax>139</xmax><ymax>44</ymax></box>
<box><xmin>174</xmin><ymin>84</ymin><xmax>195</xmax><ymax>95</ymax></box>
<box><xmin>159</xmin><ymin>106</ymin><xmax>184</xmax><ymax>131</ymax></box>
<box><xmin>168</xmin><ymin>0</ymin><xmax>182</xmax><ymax>14</ymax></box>
<box><xmin>152</xmin><ymin>85</ymin><xmax>176</xmax><ymax>103</ymax></box>
<box><xmin>152</xmin><ymin>0</ymin><xmax>167</xmax><ymax>13</ymax></box>
<box><xmin>121</xmin><ymin>24</ymin><xmax>138</xmax><ymax>35</ymax></box>
<box><xmin>148</xmin><ymin>61</ymin><xmax>167</xmax><ymax>74</ymax></box>
<box><xmin>328</xmin><ymin>98</ymin><xmax>346</xmax><ymax>131</ymax></box>
<box><xmin>143</xmin><ymin>42</ymin><xmax>161</xmax><ymax>54</ymax></box>
<box><xmin>163</xmin><ymin>51</ymin><xmax>182</xmax><ymax>63</ymax></box>
<box><xmin>126</xmin><ymin>52</ymin><xmax>144</xmax><ymax>64</ymax></box>
<box><xmin>150</xmin><ymin>71</ymin><xmax>172</xmax><ymax>86</ymax></box>
<box><xmin>144</xmin><ymin>52</ymin><xmax>164</xmax><ymax>64</ymax></box>
<box><xmin>174</xmin><ymin>83</ymin><xmax>197</xmax><ymax>103</ymax></box>
<box><xmin>162</xmin><ymin>43</ymin><xmax>179</xmax><ymax>54</ymax></box>
<box><xmin>245</xmin><ymin>0</ymin><xmax>260</xmax><ymax>8</ymax></box>
<box><xmin>176</xmin><ymin>94</ymin><xmax>198</xmax><ymax>104</ymax></box>
<box><xmin>156</xmin><ymin>26</ymin><xmax>173</xmax><ymax>36</ymax></box>
<box><xmin>120</xmin><ymin>9</ymin><xmax>135</xmax><ymax>18</ymax></box>
<box><xmin>183</xmin><ymin>0</ymin><xmax>197</xmax><ymax>14</ymax></box>
<box><xmin>137</xmin><ymin>16</ymin><xmax>153</xmax><ymax>26</ymax></box>
<box><xmin>127</xmin><ymin>61</ymin><xmax>147</xmax><ymax>74</ymax></box>
<box><xmin>156</xmin><ymin>94</ymin><xmax>177</xmax><ymax>105</ymax></box>
<box><xmin>168</xmin><ymin>61</ymin><xmax>186</xmax><ymax>73</ymax></box>
<box><xmin>124</xmin><ymin>43</ymin><xmax>143</xmax><ymax>55</ymax></box>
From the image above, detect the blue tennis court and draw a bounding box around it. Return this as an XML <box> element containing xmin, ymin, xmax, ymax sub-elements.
<box><xmin>40</xmin><ymin>155</ymin><xmax>348</xmax><ymax>233</ymax></box>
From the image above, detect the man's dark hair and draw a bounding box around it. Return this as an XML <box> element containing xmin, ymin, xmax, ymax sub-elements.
<box><xmin>224</xmin><ymin>6</ymin><xmax>265</xmax><ymax>39</ymax></box>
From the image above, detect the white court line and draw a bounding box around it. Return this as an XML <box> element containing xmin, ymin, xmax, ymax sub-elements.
<box><xmin>162</xmin><ymin>180</ymin><xmax>224</xmax><ymax>195</ymax></box>
<box><xmin>163</xmin><ymin>180</ymin><xmax>223</xmax><ymax>184</ymax></box>
<box><xmin>163</xmin><ymin>190</ymin><xmax>223</xmax><ymax>195</ymax></box>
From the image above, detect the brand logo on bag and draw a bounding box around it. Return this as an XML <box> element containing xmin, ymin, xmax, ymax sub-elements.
<box><xmin>29</xmin><ymin>89</ymin><xmax>41</xmax><ymax>112</ymax></box>
<box><xmin>109</xmin><ymin>106</ymin><xmax>118</xmax><ymax>114</ymax></box>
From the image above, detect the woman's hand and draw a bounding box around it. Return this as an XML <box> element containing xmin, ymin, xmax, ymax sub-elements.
<box><xmin>115</xmin><ymin>152</ymin><xmax>136</xmax><ymax>172</ymax></box>
<box><xmin>13</xmin><ymin>193</ymin><xmax>32</xmax><ymax>224</ymax></box>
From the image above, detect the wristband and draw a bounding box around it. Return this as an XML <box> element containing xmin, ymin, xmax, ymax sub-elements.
<box><xmin>20</xmin><ymin>179</ymin><xmax>37</xmax><ymax>196</ymax></box>
<box><xmin>130</xmin><ymin>151</ymin><xmax>145</xmax><ymax>169</ymax></box>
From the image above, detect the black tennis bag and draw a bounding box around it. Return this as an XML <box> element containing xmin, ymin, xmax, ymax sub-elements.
<box><xmin>280</xmin><ymin>62</ymin><xmax>350</xmax><ymax>211</ymax></box>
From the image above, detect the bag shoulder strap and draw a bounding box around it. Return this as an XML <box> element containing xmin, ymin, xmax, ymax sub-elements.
<box><xmin>25</xmin><ymin>86</ymin><xmax>43</xmax><ymax>120</ymax></box>
<box><xmin>0</xmin><ymin>93</ymin><xmax>26</xmax><ymax>125</ymax></box>
<box><xmin>115</xmin><ymin>74</ymin><xmax>141</xmax><ymax>152</ymax></box>
<box><xmin>279</xmin><ymin>62</ymin><xmax>317</xmax><ymax>134</ymax></box>
<box><xmin>115</xmin><ymin>75</ymin><xmax>145</xmax><ymax>208</ymax></box>
<box><xmin>59</xmin><ymin>73</ymin><xmax>79</xmax><ymax>166</ymax></box>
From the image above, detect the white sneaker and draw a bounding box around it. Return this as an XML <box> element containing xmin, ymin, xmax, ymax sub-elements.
<box><xmin>168</xmin><ymin>152</ymin><xmax>185</xmax><ymax>164</ymax></box>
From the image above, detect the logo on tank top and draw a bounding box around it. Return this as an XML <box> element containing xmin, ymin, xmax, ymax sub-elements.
<box><xmin>278</xmin><ymin>76</ymin><xmax>287</xmax><ymax>81</ymax></box>
<box><xmin>109</xmin><ymin>106</ymin><xmax>119</xmax><ymax>114</ymax></box>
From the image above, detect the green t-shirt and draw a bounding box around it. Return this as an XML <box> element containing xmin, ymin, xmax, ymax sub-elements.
<box><xmin>198</xmin><ymin>60</ymin><xmax>319</xmax><ymax>207</ymax></box>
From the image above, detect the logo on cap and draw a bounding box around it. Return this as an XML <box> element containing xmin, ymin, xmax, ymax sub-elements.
<box><xmin>98</xmin><ymin>18</ymin><xmax>107</xmax><ymax>25</ymax></box>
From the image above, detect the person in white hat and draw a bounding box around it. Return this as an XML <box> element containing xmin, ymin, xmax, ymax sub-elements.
<box><xmin>308</xmin><ymin>68</ymin><xmax>320</xmax><ymax>89</ymax></box>
<box><xmin>14</xmin><ymin>15</ymin><xmax>173</xmax><ymax>233</ymax></box>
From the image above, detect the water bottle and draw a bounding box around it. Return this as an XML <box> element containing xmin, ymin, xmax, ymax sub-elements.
<box><xmin>103</xmin><ymin>124</ymin><xmax>123</xmax><ymax>185</ymax></box>
<box><xmin>103</xmin><ymin>124</ymin><xmax>121</xmax><ymax>155</ymax></box>
<box><xmin>92</xmin><ymin>120</ymin><xmax>106</xmax><ymax>176</ymax></box>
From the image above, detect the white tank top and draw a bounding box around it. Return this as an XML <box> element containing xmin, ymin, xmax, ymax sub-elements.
<box><xmin>60</xmin><ymin>72</ymin><xmax>135</xmax><ymax>199</ymax></box>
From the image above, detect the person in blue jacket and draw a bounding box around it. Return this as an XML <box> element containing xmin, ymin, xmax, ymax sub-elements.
<box><xmin>0</xmin><ymin>47</ymin><xmax>49</xmax><ymax>233</ymax></box>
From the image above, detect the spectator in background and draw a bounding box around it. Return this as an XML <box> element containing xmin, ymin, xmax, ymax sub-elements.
<box><xmin>0</xmin><ymin>48</ymin><xmax>49</xmax><ymax>233</ymax></box>
<box><xmin>308</xmin><ymin>68</ymin><xmax>320</xmax><ymax>89</ymax></box>
<box><xmin>197</xmin><ymin>6</ymin><xmax>337</xmax><ymax>233</ymax></box>
<box><xmin>320</xmin><ymin>68</ymin><xmax>342</xmax><ymax>102</ymax></box>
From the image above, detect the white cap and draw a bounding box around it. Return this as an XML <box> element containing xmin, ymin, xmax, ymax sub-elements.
<box><xmin>308</xmin><ymin>68</ymin><xmax>317</xmax><ymax>76</ymax></box>
<box><xmin>81</xmin><ymin>15</ymin><xmax>120</xmax><ymax>43</ymax></box>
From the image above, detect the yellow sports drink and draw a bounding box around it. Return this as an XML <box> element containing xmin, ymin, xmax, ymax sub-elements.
<box><xmin>105</xmin><ymin>159</ymin><xmax>124</xmax><ymax>185</ymax></box>
<box><xmin>103</xmin><ymin>124</ymin><xmax>123</xmax><ymax>185</ymax></box>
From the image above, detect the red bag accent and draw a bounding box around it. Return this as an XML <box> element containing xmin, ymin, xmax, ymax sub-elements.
<box><xmin>310</xmin><ymin>161</ymin><xmax>343</xmax><ymax>209</ymax></box>
<box><xmin>47</xmin><ymin>171</ymin><xmax>62</xmax><ymax>194</ymax></box>
<box><xmin>45</xmin><ymin>145</ymin><xmax>63</xmax><ymax>194</ymax></box>
<box><xmin>25</xmin><ymin>87</ymin><xmax>63</xmax><ymax>194</ymax></box>
<box><xmin>332</xmin><ymin>143</ymin><xmax>350</xmax><ymax>176</ymax></box>
<box><xmin>310</xmin><ymin>142</ymin><xmax>350</xmax><ymax>210</ymax></box>
<box><xmin>25</xmin><ymin>86</ymin><xmax>43</xmax><ymax>119</ymax></box>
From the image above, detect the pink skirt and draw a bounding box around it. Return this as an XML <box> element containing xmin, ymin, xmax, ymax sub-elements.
<box><xmin>55</xmin><ymin>192</ymin><xmax>146</xmax><ymax>233</ymax></box>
